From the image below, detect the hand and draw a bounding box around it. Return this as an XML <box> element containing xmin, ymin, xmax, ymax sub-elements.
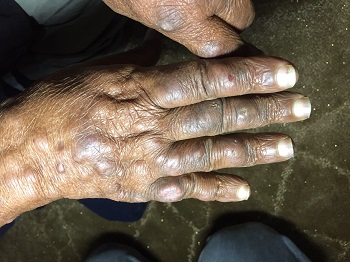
<box><xmin>103</xmin><ymin>0</ymin><xmax>255</xmax><ymax>57</ymax></box>
<box><xmin>0</xmin><ymin>55</ymin><xmax>310</xmax><ymax>226</ymax></box>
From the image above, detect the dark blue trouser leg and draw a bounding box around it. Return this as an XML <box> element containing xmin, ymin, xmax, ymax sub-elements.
<box><xmin>199</xmin><ymin>222</ymin><xmax>310</xmax><ymax>262</ymax></box>
<box><xmin>84</xmin><ymin>223</ymin><xmax>309</xmax><ymax>262</ymax></box>
<box><xmin>79</xmin><ymin>199</ymin><xmax>147</xmax><ymax>222</ymax></box>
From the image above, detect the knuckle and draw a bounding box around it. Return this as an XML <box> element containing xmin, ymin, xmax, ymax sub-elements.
<box><xmin>213</xmin><ymin>176</ymin><xmax>229</xmax><ymax>198</ymax></box>
<box><xmin>154</xmin><ymin>4</ymin><xmax>186</xmax><ymax>32</ymax></box>
<box><xmin>73</xmin><ymin>134</ymin><xmax>121</xmax><ymax>177</ymax></box>
<box><xmin>151</xmin><ymin>82</ymin><xmax>182</xmax><ymax>108</ymax></box>
<box><xmin>244</xmin><ymin>137</ymin><xmax>267</xmax><ymax>166</ymax></box>
<box><xmin>201</xmin><ymin>138</ymin><xmax>215</xmax><ymax>171</ymax></box>
<box><xmin>239</xmin><ymin>60</ymin><xmax>259</xmax><ymax>93</ymax></box>
<box><xmin>195</xmin><ymin>60</ymin><xmax>215</xmax><ymax>99</ymax></box>
<box><xmin>242</xmin><ymin>58</ymin><xmax>279</xmax><ymax>91</ymax></box>
<box><xmin>211</xmin><ymin>99</ymin><xmax>225</xmax><ymax>133</ymax></box>
<box><xmin>150</xmin><ymin>66</ymin><xmax>191</xmax><ymax>107</ymax></box>
<box><xmin>256</xmin><ymin>96</ymin><xmax>282</xmax><ymax>124</ymax></box>
<box><xmin>193</xmin><ymin>174</ymin><xmax>218</xmax><ymax>201</ymax></box>
<box><xmin>226</xmin><ymin>99</ymin><xmax>242</xmax><ymax>129</ymax></box>
<box><xmin>151</xmin><ymin>177</ymin><xmax>185</xmax><ymax>202</ymax></box>
<box><xmin>195</xmin><ymin>40</ymin><xmax>228</xmax><ymax>58</ymax></box>
<box><xmin>155</xmin><ymin>152</ymin><xmax>182</xmax><ymax>176</ymax></box>
<box><xmin>177</xmin><ymin>99</ymin><xmax>225</xmax><ymax>138</ymax></box>
<box><xmin>244</xmin><ymin>140</ymin><xmax>259</xmax><ymax>166</ymax></box>
<box><xmin>92</xmin><ymin>65</ymin><xmax>140</xmax><ymax>96</ymax></box>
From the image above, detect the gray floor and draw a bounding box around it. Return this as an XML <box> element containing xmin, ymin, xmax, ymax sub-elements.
<box><xmin>1</xmin><ymin>0</ymin><xmax>349</xmax><ymax>261</ymax></box>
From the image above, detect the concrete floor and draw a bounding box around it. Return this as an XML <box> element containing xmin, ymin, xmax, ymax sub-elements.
<box><xmin>0</xmin><ymin>0</ymin><xmax>349</xmax><ymax>261</ymax></box>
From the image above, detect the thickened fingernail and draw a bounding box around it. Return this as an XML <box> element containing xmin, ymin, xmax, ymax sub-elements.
<box><xmin>237</xmin><ymin>184</ymin><xmax>251</xmax><ymax>201</ymax></box>
<box><xmin>293</xmin><ymin>97</ymin><xmax>311</xmax><ymax>119</ymax></box>
<box><xmin>278</xmin><ymin>138</ymin><xmax>294</xmax><ymax>158</ymax></box>
<box><xmin>276</xmin><ymin>65</ymin><xmax>297</xmax><ymax>88</ymax></box>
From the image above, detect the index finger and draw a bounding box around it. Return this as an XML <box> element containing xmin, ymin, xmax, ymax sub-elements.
<box><xmin>141</xmin><ymin>56</ymin><xmax>298</xmax><ymax>108</ymax></box>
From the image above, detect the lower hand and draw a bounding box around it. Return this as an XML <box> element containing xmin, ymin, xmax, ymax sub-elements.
<box><xmin>0</xmin><ymin>56</ymin><xmax>310</xmax><ymax>225</ymax></box>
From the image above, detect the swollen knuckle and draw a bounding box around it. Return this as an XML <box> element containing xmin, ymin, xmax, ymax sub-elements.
<box><xmin>194</xmin><ymin>99</ymin><xmax>225</xmax><ymax>135</ymax></box>
<box><xmin>156</xmin><ymin>153</ymin><xmax>182</xmax><ymax>176</ymax></box>
<box><xmin>151</xmin><ymin>177</ymin><xmax>185</xmax><ymax>202</ymax></box>
<box><xmin>154</xmin><ymin>4</ymin><xmax>186</xmax><ymax>32</ymax></box>
<box><xmin>195</xmin><ymin>40</ymin><xmax>227</xmax><ymax>58</ymax></box>
<box><xmin>73</xmin><ymin>134</ymin><xmax>120</xmax><ymax>177</ymax></box>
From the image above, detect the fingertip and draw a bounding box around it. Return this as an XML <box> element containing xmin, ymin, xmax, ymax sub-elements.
<box><xmin>237</xmin><ymin>184</ymin><xmax>251</xmax><ymax>201</ymax></box>
<box><xmin>292</xmin><ymin>97</ymin><xmax>312</xmax><ymax>120</ymax></box>
<box><xmin>277</xmin><ymin>137</ymin><xmax>295</xmax><ymax>159</ymax></box>
<box><xmin>276</xmin><ymin>64</ymin><xmax>298</xmax><ymax>89</ymax></box>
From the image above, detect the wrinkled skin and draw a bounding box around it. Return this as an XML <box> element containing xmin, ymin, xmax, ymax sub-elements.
<box><xmin>103</xmin><ymin>0</ymin><xmax>255</xmax><ymax>57</ymax></box>
<box><xmin>0</xmin><ymin>50</ymin><xmax>310</xmax><ymax>226</ymax></box>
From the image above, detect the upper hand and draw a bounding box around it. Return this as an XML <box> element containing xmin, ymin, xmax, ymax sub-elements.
<box><xmin>103</xmin><ymin>0</ymin><xmax>255</xmax><ymax>57</ymax></box>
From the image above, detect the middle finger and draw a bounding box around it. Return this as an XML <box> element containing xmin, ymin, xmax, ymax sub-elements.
<box><xmin>166</xmin><ymin>92</ymin><xmax>311</xmax><ymax>140</ymax></box>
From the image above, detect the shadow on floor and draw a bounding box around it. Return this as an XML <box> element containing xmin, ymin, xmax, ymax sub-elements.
<box><xmin>211</xmin><ymin>211</ymin><xmax>325</xmax><ymax>262</ymax></box>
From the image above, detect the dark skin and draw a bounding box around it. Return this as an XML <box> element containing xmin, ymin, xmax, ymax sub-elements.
<box><xmin>0</xmin><ymin>1</ymin><xmax>311</xmax><ymax>227</ymax></box>
<box><xmin>0</xmin><ymin>53</ymin><xmax>310</xmax><ymax>226</ymax></box>
<box><xmin>103</xmin><ymin>0</ymin><xmax>255</xmax><ymax>57</ymax></box>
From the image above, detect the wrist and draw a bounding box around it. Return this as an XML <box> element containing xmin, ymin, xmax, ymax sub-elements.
<box><xmin>0</xmin><ymin>101</ymin><xmax>59</xmax><ymax>226</ymax></box>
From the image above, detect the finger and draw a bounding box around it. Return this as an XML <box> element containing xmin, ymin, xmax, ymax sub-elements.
<box><xmin>204</xmin><ymin>0</ymin><xmax>255</xmax><ymax>30</ymax></box>
<box><xmin>150</xmin><ymin>172</ymin><xmax>250</xmax><ymax>202</ymax></box>
<box><xmin>167</xmin><ymin>92</ymin><xmax>311</xmax><ymax>140</ymax></box>
<box><xmin>156</xmin><ymin>133</ymin><xmax>294</xmax><ymax>176</ymax></box>
<box><xmin>142</xmin><ymin>56</ymin><xmax>298</xmax><ymax>108</ymax></box>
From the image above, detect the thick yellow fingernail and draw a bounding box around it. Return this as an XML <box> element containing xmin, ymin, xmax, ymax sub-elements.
<box><xmin>278</xmin><ymin>138</ymin><xmax>294</xmax><ymax>158</ymax></box>
<box><xmin>293</xmin><ymin>97</ymin><xmax>311</xmax><ymax>119</ymax></box>
<box><xmin>237</xmin><ymin>184</ymin><xmax>251</xmax><ymax>201</ymax></box>
<box><xmin>276</xmin><ymin>65</ymin><xmax>297</xmax><ymax>88</ymax></box>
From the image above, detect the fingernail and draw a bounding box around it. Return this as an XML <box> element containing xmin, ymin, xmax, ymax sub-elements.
<box><xmin>278</xmin><ymin>138</ymin><xmax>294</xmax><ymax>158</ymax></box>
<box><xmin>293</xmin><ymin>97</ymin><xmax>311</xmax><ymax>119</ymax></box>
<box><xmin>237</xmin><ymin>184</ymin><xmax>251</xmax><ymax>201</ymax></box>
<box><xmin>276</xmin><ymin>65</ymin><xmax>297</xmax><ymax>88</ymax></box>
